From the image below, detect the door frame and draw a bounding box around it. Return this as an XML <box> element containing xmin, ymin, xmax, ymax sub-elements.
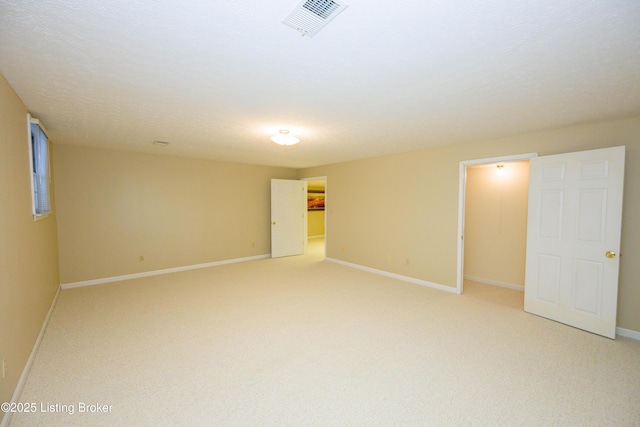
<box><xmin>456</xmin><ymin>152</ymin><xmax>538</xmax><ymax>294</ymax></box>
<box><xmin>302</xmin><ymin>176</ymin><xmax>327</xmax><ymax>259</ymax></box>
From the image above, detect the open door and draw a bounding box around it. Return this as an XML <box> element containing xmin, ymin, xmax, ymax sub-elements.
<box><xmin>524</xmin><ymin>146</ymin><xmax>625</xmax><ymax>338</ymax></box>
<box><xmin>271</xmin><ymin>179</ymin><xmax>307</xmax><ymax>258</ymax></box>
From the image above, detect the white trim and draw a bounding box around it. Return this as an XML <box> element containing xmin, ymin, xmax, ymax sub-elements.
<box><xmin>61</xmin><ymin>254</ymin><xmax>270</xmax><ymax>289</ymax></box>
<box><xmin>32</xmin><ymin>212</ymin><xmax>52</xmax><ymax>221</ymax></box>
<box><xmin>26</xmin><ymin>113</ymin><xmax>37</xmax><ymax>218</ymax></box>
<box><xmin>464</xmin><ymin>275</ymin><xmax>524</xmax><ymax>291</ymax></box>
<box><xmin>456</xmin><ymin>162</ymin><xmax>467</xmax><ymax>295</ymax></box>
<box><xmin>616</xmin><ymin>327</ymin><xmax>640</xmax><ymax>341</ymax></box>
<box><xmin>460</xmin><ymin>152</ymin><xmax>539</xmax><ymax>167</ymax></box>
<box><xmin>326</xmin><ymin>257</ymin><xmax>459</xmax><ymax>294</ymax></box>
<box><xmin>26</xmin><ymin>114</ymin><xmax>53</xmax><ymax>220</ymax></box>
<box><xmin>0</xmin><ymin>286</ymin><xmax>60</xmax><ymax>427</ymax></box>
<box><xmin>456</xmin><ymin>152</ymin><xmax>538</xmax><ymax>294</ymax></box>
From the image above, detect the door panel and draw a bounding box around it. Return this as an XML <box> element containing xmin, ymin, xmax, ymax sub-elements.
<box><xmin>572</xmin><ymin>260</ymin><xmax>602</xmax><ymax>314</ymax></box>
<box><xmin>271</xmin><ymin>179</ymin><xmax>307</xmax><ymax>258</ymax></box>
<box><xmin>539</xmin><ymin>190</ymin><xmax>563</xmax><ymax>238</ymax></box>
<box><xmin>524</xmin><ymin>146</ymin><xmax>625</xmax><ymax>339</ymax></box>
<box><xmin>536</xmin><ymin>254</ymin><xmax>561</xmax><ymax>303</ymax></box>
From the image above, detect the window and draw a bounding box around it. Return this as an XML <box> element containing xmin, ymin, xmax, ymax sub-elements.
<box><xmin>27</xmin><ymin>114</ymin><xmax>52</xmax><ymax>219</ymax></box>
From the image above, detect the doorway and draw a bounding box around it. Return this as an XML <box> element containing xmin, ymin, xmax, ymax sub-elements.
<box><xmin>302</xmin><ymin>176</ymin><xmax>327</xmax><ymax>259</ymax></box>
<box><xmin>457</xmin><ymin>148</ymin><xmax>625</xmax><ymax>338</ymax></box>
<box><xmin>456</xmin><ymin>153</ymin><xmax>538</xmax><ymax>294</ymax></box>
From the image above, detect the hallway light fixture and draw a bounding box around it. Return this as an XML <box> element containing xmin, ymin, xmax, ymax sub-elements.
<box><xmin>271</xmin><ymin>130</ymin><xmax>300</xmax><ymax>146</ymax></box>
<box><xmin>496</xmin><ymin>164</ymin><xmax>505</xmax><ymax>176</ymax></box>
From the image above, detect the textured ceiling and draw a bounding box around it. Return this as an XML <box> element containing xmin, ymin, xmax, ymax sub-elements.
<box><xmin>1</xmin><ymin>0</ymin><xmax>639</xmax><ymax>168</ymax></box>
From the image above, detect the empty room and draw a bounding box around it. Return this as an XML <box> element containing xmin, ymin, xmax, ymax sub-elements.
<box><xmin>1</xmin><ymin>1</ymin><xmax>640</xmax><ymax>426</ymax></box>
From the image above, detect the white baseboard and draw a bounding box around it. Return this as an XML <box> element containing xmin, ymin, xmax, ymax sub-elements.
<box><xmin>464</xmin><ymin>277</ymin><xmax>638</xmax><ymax>340</ymax></box>
<box><xmin>326</xmin><ymin>258</ymin><xmax>459</xmax><ymax>294</ymax></box>
<box><xmin>1</xmin><ymin>286</ymin><xmax>60</xmax><ymax>427</ymax></box>
<box><xmin>464</xmin><ymin>275</ymin><xmax>524</xmax><ymax>291</ymax></box>
<box><xmin>61</xmin><ymin>254</ymin><xmax>271</xmax><ymax>289</ymax></box>
<box><xmin>616</xmin><ymin>327</ymin><xmax>640</xmax><ymax>341</ymax></box>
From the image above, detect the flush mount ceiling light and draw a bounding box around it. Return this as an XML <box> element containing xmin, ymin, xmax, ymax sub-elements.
<box><xmin>271</xmin><ymin>130</ymin><xmax>300</xmax><ymax>146</ymax></box>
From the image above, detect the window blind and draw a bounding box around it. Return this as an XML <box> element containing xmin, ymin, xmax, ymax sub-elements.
<box><xmin>29</xmin><ymin>117</ymin><xmax>51</xmax><ymax>217</ymax></box>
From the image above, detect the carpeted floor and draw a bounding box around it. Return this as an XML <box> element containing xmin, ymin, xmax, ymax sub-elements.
<box><xmin>8</xmin><ymin>238</ymin><xmax>640</xmax><ymax>426</ymax></box>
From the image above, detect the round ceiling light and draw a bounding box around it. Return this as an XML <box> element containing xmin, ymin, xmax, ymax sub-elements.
<box><xmin>270</xmin><ymin>129</ymin><xmax>300</xmax><ymax>146</ymax></box>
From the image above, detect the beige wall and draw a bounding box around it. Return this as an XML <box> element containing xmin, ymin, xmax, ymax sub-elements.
<box><xmin>300</xmin><ymin>116</ymin><xmax>640</xmax><ymax>332</ymax></box>
<box><xmin>464</xmin><ymin>161</ymin><xmax>529</xmax><ymax>287</ymax></box>
<box><xmin>53</xmin><ymin>145</ymin><xmax>297</xmax><ymax>284</ymax></box>
<box><xmin>0</xmin><ymin>75</ymin><xmax>60</xmax><ymax>405</ymax></box>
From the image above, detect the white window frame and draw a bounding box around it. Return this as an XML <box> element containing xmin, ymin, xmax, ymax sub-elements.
<box><xmin>27</xmin><ymin>113</ymin><xmax>53</xmax><ymax>221</ymax></box>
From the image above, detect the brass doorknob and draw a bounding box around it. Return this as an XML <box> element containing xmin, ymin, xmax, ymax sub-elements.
<box><xmin>272</xmin><ymin>221</ymin><xmax>276</xmax><ymax>225</ymax></box>
<box><xmin>606</xmin><ymin>251</ymin><xmax>616</xmax><ymax>259</ymax></box>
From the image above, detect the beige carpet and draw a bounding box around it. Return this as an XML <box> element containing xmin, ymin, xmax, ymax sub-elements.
<box><xmin>9</xmin><ymin>238</ymin><xmax>640</xmax><ymax>426</ymax></box>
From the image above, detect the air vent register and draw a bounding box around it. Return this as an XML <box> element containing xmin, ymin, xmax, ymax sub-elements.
<box><xmin>282</xmin><ymin>0</ymin><xmax>349</xmax><ymax>37</ymax></box>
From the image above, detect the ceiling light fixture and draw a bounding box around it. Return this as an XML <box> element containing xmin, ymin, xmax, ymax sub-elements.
<box><xmin>496</xmin><ymin>164</ymin><xmax>505</xmax><ymax>176</ymax></box>
<box><xmin>271</xmin><ymin>130</ymin><xmax>300</xmax><ymax>146</ymax></box>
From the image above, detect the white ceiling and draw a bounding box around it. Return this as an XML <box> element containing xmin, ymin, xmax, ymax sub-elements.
<box><xmin>1</xmin><ymin>0</ymin><xmax>639</xmax><ymax>169</ymax></box>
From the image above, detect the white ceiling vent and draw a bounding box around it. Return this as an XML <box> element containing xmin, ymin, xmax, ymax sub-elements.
<box><xmin>282</xmin><ymin>0</ymin><xmax>349</xmax><ymax>37</ymax></box>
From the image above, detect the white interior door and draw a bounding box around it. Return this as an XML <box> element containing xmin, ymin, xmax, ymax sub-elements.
<box><xmin>271</xmin><ymin>179</ymin><xmax>307</xmax><ymax>258</ymax></box>
<box><xmin>524</xmin><ymin>146</ymin><xmax>625</xmax><ymax>338</ymax></box>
